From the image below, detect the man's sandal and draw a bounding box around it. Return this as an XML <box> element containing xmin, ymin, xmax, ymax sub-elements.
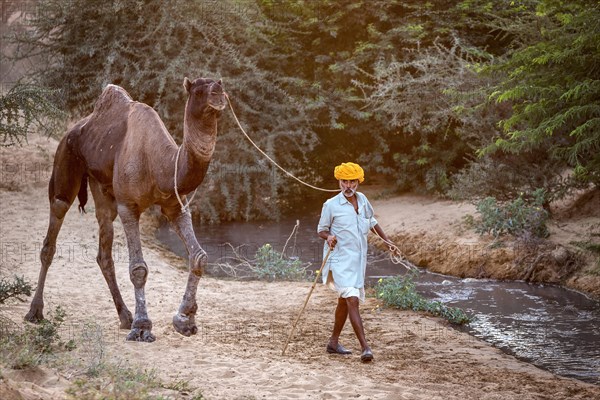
<box><xmin>326</xmin><ymin>343</ymin><xmax>352</xmax><ymax>355</ymax></box>
<box><xmin>360</xmin><ymin>349</ymin><xmax>374</xmax><ymax>362</ymax></box>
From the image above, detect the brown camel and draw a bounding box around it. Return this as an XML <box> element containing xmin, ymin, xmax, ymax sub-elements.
<box><xmin>25</xmin><ymin>77</ymin><xmax>226</xmax><ymax>342</ymax></box>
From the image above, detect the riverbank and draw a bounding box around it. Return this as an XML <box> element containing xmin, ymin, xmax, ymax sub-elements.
<box><xmin>369</xmin><ymin>188</ymin><xmax>600</xmax><ymax>299</ymax></box>
<box><xmin>1</xmin><ymin>136</ymin><xmax>600</xmax><ymax>399</ymax></box>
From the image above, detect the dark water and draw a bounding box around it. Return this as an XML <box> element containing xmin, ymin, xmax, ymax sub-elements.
<box><xmin>156</xmin><ymin>215</ymin><xmax>600</xmax><ymax>385</ymax></box>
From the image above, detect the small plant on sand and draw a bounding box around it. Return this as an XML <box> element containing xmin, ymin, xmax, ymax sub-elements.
<box><xmin>66</xmin><ymin>361</ymin><xmax>205</xmax><ymax>400</ymax></box>
<box><xmin>0</xmin><ymin>275</ymin><xmax>33</xmax><ymax>304</ymax></box>
<box><xmin>0</xmin><ymin>306</ymin><xmax>75</xmax><ymax>369</ymax></box>
<box><xmin>253</xmin><ymin>244</ymin><xmax>309</xmax><ymax>281</ymax></box>
<box><xmin>375</xmin><ymin>272</ymin><xmax>470</xmax><ymax>325</ymax></box>
<box><xmin>210</xmin><ymin>221</ymin><xmax>311</xmax><ymax>281</ymax></box>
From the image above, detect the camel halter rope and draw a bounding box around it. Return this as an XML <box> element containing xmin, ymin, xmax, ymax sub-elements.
<box><xmin>174</xmin><ymin>145</ymin><xmax>198</xmax><ymax>213</ymax></box>
<box><xmin>224</xmin><ymin>93</ymin><xmax>340</xmax><ymax>193</ymax></box>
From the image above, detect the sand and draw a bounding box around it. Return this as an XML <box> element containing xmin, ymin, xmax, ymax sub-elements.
<box><xmin>1</xmin><ymin>136</ymin><xmax>599</xmax><ymax>399</ymax></box>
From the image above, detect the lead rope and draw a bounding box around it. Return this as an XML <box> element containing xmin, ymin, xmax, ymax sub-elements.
<box><xmin>225</xmin><ymin>93</ymin><xmax>340</xmax><ymax>193</ymax></box>
<box><xmin>372</xmin><ymin>229</ymin><xmax>418</xmax><ymax>271</ymax></box>
<box><xmin>174</xmin><ymin>145</ymin><xmax>198</xmax><ymax>213</ymax></box>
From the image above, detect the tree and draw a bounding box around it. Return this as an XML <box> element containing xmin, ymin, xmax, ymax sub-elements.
<box><xmin>481</xmin><ymin>0</ymin><xmax>600</xmax><ymax>188</ymax></box>
<box><xmin>334</xmin><ymin>0</ymin><xmax>504</xmax><ymax>193</ymax></box>
<box><xmin>0</xmin><ymin>83</ymin><xmax>64</xmax><ymax>146</ymax></box>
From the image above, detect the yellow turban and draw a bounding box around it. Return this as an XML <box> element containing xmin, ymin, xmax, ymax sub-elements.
<box><xmin>334</xmin><ymin>162</ymin><xmax>365</xmax><ymax>183</ymax></box>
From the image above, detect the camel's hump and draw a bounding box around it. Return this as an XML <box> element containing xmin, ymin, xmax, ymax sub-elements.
<box><xmin>92</xmin><ymin>84</ymin><xmax>134</xmax><ymax>114</ymax></box>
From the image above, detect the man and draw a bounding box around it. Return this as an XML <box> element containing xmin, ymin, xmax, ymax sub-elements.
<box><xmin>317</xmin><ymin>162</ymin><xmax>393</xmax><ymax>363</ymax></box>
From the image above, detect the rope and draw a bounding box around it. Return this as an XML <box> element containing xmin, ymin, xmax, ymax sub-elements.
<box><xmin>174</xmin><ymin>145</ymin><xmax>198</xmax><ymax>213</ymax></box>
<box><xmin>371</xmin><ymin>229</ymin><xmax>418</xmax><ymax>272</ymax></box>
<box><xmin>281</xmin><ymin>219</ymin><xmax>300</xmax><ymax>259</ymax></box>
<box><xmin>225</xmin><ymin>93</ymin><xmax>340</xmax><ymax>193</ymax></box>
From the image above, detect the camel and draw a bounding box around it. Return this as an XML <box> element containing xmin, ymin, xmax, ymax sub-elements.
<box><xmin>24</xmin><ymin>77</ymin><xmax>226</xmax><ymax>342</ymax></box>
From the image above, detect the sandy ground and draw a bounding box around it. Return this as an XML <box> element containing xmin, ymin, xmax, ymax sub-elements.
<box><xmin>1</xmin><ymin>136</ymin><xmax>600</xmax><ymax>399</ymax></box>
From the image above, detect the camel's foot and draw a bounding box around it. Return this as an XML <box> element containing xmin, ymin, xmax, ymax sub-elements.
<box><xmin>173</xmin><ymin>313</ymin><xmax>198</xmax><ymax>337</ymax></box>
<box><xmin>119</xmin><ymin>309</ymin><xmax>134</xmax><ymax>329</ymax></box>
<box><xmin>126</xmin><ymin>318</ymin><xmax>155</xmax><ymax>342</ymax></box>
<box><xmin>24</xmin><ymin>305</ymin><xmax>44</xmax><ymax>323</ymax></box>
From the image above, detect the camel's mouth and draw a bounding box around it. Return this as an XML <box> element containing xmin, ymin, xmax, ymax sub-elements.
<box><xmin>208</xmin><ymin>101</ymin><xmax>226</xmax><ymax>111</ymax></box>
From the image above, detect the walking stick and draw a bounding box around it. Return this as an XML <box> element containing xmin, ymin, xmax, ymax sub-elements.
<box><xmin>281</xmin><ymin>245</ymin><xmax>333</xmax><ymax>356</ymax></box>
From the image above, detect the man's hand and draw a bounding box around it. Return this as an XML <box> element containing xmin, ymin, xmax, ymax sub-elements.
<box><xmin>327</xmin><ymin>234</ymin><xmax>337</xmax><ymax>249</ymax></box>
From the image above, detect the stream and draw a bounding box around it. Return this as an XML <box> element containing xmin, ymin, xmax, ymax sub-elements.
<box><xmin>155</xmin><ymin>215</ymin><xmax>600</xmax><ymax>385</ymax></box>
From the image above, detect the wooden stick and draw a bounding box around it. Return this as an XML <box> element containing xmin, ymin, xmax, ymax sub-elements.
<box><xmin>281</xmin><ymin>245</ymin><xmax>333</xmax><ymax>356</ymax></box>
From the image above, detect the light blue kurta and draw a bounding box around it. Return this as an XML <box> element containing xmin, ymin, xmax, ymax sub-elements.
<box><xmin>317</xmin><ymin>191</ymin><xmax>378</xmax><ymax>289</ymax></box>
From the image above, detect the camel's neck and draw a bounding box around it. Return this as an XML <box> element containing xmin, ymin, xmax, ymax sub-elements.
<box><xmin>175</xmin><ymin>109</ymin><xmax>218</xmax><ymax>193</ymax></box>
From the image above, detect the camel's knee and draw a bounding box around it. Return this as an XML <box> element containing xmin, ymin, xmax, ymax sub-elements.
<box><xmin>51</xmin><ymin>198</ymin><xmax>71</xmax><ymax>220</ymax></box>
<box><xmin>40</xmin><ymin>242</ymin><xmax>56</xmax><ymax>266</ymax></box>
<box><xmin>190</xmin><ymin>250</ymin><xmax>207</xmax><ymax>277</ymax></box>
<box><xmin>129</xmin><ymin>262</ymin><xmax>148</xmax><ymax>288</ymax></box>
<box><xmin>96</xmin><ymin>253</ymin><xmax>114</xmax><ymax>271</ymax></box>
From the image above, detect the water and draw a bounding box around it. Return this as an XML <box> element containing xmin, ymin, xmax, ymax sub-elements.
<box><xmin>156</xmin><ymin>215</ymin><xmax>600</xmax><ymax>385</ymax></box>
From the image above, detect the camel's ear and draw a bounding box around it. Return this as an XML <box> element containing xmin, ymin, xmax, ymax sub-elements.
<box><xmin>217</xmin><ymin>79</ymin><xmax>222</xmax><ymax>86</ymax></box>
<box><xmin>183</xmin><ymin>77</ymin><xmax>192</xmax><ymax>93</ymax></box>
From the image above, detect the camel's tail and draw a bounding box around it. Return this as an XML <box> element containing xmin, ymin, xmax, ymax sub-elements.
<box><xmin>78</xmin><ymin>173</ymin><xmax>88</xmax><ymax>214</ymax></box>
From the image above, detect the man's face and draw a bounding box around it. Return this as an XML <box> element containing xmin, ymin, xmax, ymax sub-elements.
<box><xmin>339</xmin><ymin>179</ymin><xmax>359</xmax><ymax>198</ymax></box>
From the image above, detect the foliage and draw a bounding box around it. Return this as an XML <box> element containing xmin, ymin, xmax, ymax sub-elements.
<box><xmin>0</xmin><ymin>275</ymin><xmax>33</xmax><ymax>304</ymax></box>
<box><xmin>375</xmin><ymin>272</ymin><xmax>470</xmax><ymax>325</ymax></box>
<box><xmin>355</xmin><ymin>38</ymin><xmax>476</xmax><ymax>193</ymax></box>
<box><xmin>253</xmin><ymin>243</ymin><xmax>308</xmax><ymax>281</ymax></box>
<box><xmin>0</xmin><ymin>84</ymin><xmax>65</xmax><ymax>146</ymax></box>
<box><xmin>480</xmin><ymin>0</ymin><xmax>600</xmax><ymax>187</ymax></box>
<box><xmin>475</xmin><ymin>189</ymin><xmax>549</xmax><ymax>238</ymax></box>
<box><xmin>447</xmin><ymin>150</ymin><xmax>587</xmax><ymax>203</ymax></box>
<box><xmin>65</xmin><ymin>362</ymin><xmax>189</xmax><ymax>400</ymax></box>
<box><xmin>0</xmin><ymin>306</ymin><xmax>75</xmax><ymax>369</ymax></box>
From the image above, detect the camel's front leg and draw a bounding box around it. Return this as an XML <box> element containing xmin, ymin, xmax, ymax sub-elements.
<box><xmin>165</xmin><ymin>208</ymin><xmax>205</xmax><ymax>337</ymax></box>
<box><xmin>118</xmin><ymin>204</ymin><xmax>155</xmax><ymax>342</ymax></box>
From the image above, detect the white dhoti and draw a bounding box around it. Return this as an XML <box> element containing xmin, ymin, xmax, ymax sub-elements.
<box><xmin>326</xmin><ymin>271</ymin><xmax>365</xmax><ymax>303</ymax></box>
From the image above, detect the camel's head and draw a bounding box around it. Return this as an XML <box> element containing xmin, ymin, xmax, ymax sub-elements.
<box><xmin>183</xmin><ymin>77</ymin><xmax>226</xmax><ymax>117</ymax></box>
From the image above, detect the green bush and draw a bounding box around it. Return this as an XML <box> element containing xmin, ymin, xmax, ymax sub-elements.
<box><xmin>253</xmin><ymin>244</ymin><xmax>308</xmax><ymax>282</ymax></box>
<box><xmin>0</xmin><ymin>306</ymin><xmax>75</xmax><ymax>369</ymax></box>
<box><xmin>0</xmin><ymin>275</ymin><xmax>33</xmax><ymax>304</ymax></box>
<box><xmin>475</xmin><ymin>189</ymin><xmax>549</xmax><ymax>238</ymax></box>
<box><xmin>66</xmin><ymin>361</ymin><xmax>206</xmax><ymax>400</ymax></box>
<box><xmin>375</xmin><ymin>273</ymin><xmax>470</xmax><ymax>325</ymax></box>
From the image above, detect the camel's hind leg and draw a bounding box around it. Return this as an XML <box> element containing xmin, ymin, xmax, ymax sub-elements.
<box><xmin>25</xmin><ymin>137</ymin><xmax>85</xmax><ymax>322</ymax></box>
<box><xmin>89</xmin><ymin>179</ymin><xmax>133</xmax><ymax>329</ymax></box>
<box><xmin>24</xmin><ymin>198</ymin><xmax>70</xmax><ymax>322</ymax></box>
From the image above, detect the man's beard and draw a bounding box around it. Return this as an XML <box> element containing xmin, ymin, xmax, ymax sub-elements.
<box><xmin>343</xmin><ymin>187</ymin><xmax>356</xmax><ymax>198</ymax></box>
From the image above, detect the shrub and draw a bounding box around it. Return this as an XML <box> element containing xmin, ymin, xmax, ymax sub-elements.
<box><xmin>0</xmin><ymin>306</ymin><xmax>75</xmax><ymax>369</ymax></box>
<box><xmin>66</xmin><ymin>361</ymin><xmax>206</xmax><ymax>400</ymax></box>
<box><xmin>0</xmin><ymin>275</ymin><xmax>33</xmax><ymax>304</ymax></box>
<box><xmin>253</xmin><ymin>244</ymin><xmax>309</xmax><ymax>282</ymax></box>
<box><xmin>375</xmin><ymin>272</ymin><xmax>470</xmax><ymax>325</ymax></box>
<box><xmin>474</xmin><ymin>188</ymin><xmax>549</xmax><ymax>238</ymax></box>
